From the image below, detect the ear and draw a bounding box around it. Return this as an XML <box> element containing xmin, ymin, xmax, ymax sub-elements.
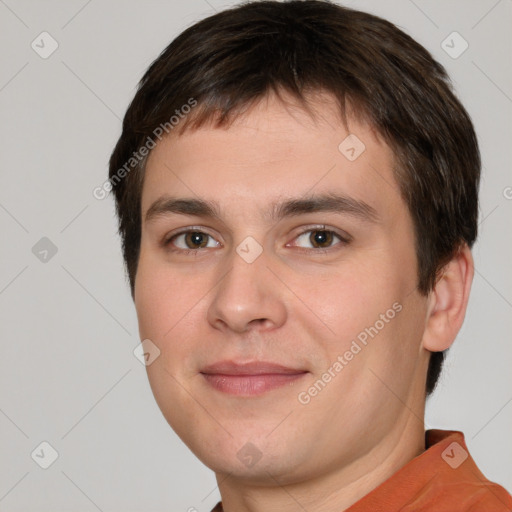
<box><xmin>422</xmin><ymin>244</ymin><xmax>474</xmax><ymax>352</ymax></box>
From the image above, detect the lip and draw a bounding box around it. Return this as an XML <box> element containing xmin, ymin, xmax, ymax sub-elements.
<box><xmin>201</xmin><ymin>360</ymin><xmax>308</xmax><ymax>396</ymax></box>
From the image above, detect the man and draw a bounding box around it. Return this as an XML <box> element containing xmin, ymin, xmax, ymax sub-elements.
<box><xmin>108</xmin><ymin>1</ymin><xmax>512</xmax><ymax>510</ymax></box>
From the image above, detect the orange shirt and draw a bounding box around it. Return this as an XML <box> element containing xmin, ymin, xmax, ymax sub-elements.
<box><xmin>211</xmin><ymin>430</ymin><xmax>512</xmax><ymax>511</ymax></box>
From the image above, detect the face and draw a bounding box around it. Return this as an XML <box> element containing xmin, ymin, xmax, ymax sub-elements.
<box><xmin>134</xmin><ymin>91</ymin><xmax>431</xmax><ymax>484</ymax></box>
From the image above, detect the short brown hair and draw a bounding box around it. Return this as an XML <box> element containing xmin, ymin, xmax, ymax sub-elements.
<box><xmin>108</xmin><ymin>0</ymin><xmax>480</xmax><ymax>395</ymax></box>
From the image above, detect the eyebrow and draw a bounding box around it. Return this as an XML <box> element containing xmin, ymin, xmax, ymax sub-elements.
<box><xmin>144</xmin><ymin>192</ymin><xmax>379</xmax><ymax>225</ymax></box>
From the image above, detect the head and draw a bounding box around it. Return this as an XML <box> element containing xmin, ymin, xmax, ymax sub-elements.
<box><xmin>108</xmin><ymin>0</ymin><xmax>479</xmax><ymax>486</ymax></box>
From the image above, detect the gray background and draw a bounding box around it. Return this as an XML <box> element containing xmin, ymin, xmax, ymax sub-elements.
<box><xmin>0</xmin><ymin>0</ymin><xmax>510</xmax><ymax>510</ymax></box>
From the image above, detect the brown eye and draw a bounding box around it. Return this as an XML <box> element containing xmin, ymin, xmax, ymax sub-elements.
<box><xmin>165</xmin><ymin>230</ymin><xmax>219</xmax><ymax>252</ymax></box>
<box><xmin>293</xmin><ymin>228</ymin><xmax>346</xmax><ymax>251</ymax></box>
<box><xmin>309</xmin><ymin>230</ymin><xmax>334</xmax><ymax>249</ymax></box>
<box><xmin>184</xmin><ymin>232</ymin><xmax>209</xmax><ymax>249</ymax></box>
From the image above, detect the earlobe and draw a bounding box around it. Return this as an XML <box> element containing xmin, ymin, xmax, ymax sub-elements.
<box><xmin>422</xmin><ymin>245</ymin><xmax>474</xmax><ymax>353</ymax></box>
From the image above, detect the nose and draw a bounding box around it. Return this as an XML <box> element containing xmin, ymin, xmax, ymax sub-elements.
<box><xmin>206</xmin><ymin>242</ymin><xmax>287</xmax><ymax>334</ymax></box>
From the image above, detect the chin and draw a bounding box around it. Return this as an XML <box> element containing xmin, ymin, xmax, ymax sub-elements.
<box><xmin>185</xmin><ymin>429</ymin><xmax>309</xmax><ymax>483</ymax></box>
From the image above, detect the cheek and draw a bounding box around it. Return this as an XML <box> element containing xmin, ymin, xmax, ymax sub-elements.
<box><xmin>309</xmin><ymin>262</ymin><xmax>400</xmax><ymax>337</ymax></box>
<box><xmin>302</xmin><ymin>253</ymin><xmax>422</xmax><ymax>385</ymax></box>
<box><xmin>134</xmin><ymin>253</ymin><xmax>212</xmax><ymax>360</ymax></box>
<box><xmin>134</xmin><ymin>266</ymin><xmax>163</xmax><ymax>339</ymax></box>
<box><xmin>134</xmin><ymin>249</ymin><xmax>180</xmax><ymax>340</ymax></box>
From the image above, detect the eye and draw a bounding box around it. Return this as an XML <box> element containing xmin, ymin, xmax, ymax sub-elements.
<box><xmin>291</xmin><ymin>227</ymin><xmax>349</xmax><ymax>252</ymax></box>
<box><xmin>163</xmin><ymin>226</ymin><xmax>350</xmax><ymax>255</ymax></box>
<box><xmin>165</xmin><ymin>230</ymin><xmax>220</xmax><ymax>252</ymax></box>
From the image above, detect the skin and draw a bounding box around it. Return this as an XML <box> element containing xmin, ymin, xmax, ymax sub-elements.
<box><xmin>134</xmin><ymin>90</ymin><xmax>473</xmax><ymax>512</ymax></box>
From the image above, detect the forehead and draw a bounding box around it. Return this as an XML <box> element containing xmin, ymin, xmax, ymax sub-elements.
<box><xmin>141</xmin><ymin>91</ymin><xmax>403</xmax><ymax>223</ymax></box>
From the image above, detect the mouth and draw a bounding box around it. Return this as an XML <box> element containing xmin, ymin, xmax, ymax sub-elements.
<box><xmin>200</xmin><ymin>361</ymin><xmax>309</xmax><ymax>396</ymax></box>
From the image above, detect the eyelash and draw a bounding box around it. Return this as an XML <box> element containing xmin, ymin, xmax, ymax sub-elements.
<box><xmin>163</xmin><ymin>226</ymin><xmax>351</xmax><ymax>255</ymax></box>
